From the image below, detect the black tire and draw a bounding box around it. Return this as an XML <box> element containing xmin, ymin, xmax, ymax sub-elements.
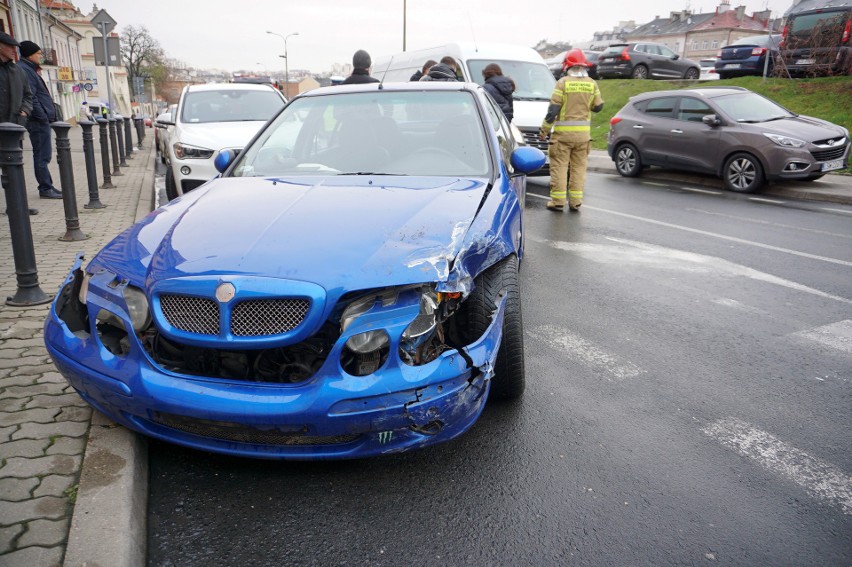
<box><xmin>803</xmin><ymin>174</ymin><xmax>825</xmax><ymax>181</ymax></box>
<box><xmin>165</xmin><ymin>166</ymin><xmax>178</xmax><ymax>201</ymax></box>
<box><xmin>462</xmin><ymin>255</ymin><xmax>525</xmax><ymax>400</ymax></box>
<box><xmin>718</xmin><ymin>71</ymin><xmax>731</xmax><ymax>80</ymax></box>
<box><xmin>684</xmin><ymin>67</ymin><xmax>699</xmax><ymax>80</ymax></box>
<box><xmin>614</xmin><ymin>143</ymin><xmax>642</xmax><ymax>177</ymax></box>
<box><xmin>631</xmin><ymin>65</ymin><xmax>649</xmax><ymax>79</ymax></box>
<box><xmin>723</xmin><ymin>153</ymin><xmax>764</xmax><ymax>193</ymax></box>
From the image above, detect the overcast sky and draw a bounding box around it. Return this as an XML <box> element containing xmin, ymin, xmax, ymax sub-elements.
<box><xmin>100</xmin><ymin>0</ymin><xmax>789</xmax><ymax>73</ymax></box>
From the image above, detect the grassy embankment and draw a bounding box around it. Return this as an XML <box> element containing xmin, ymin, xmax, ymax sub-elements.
<box><xmin>590</xmin><ymin>76</ymin><xmax>852</xmax><ymax>172</ymax></box>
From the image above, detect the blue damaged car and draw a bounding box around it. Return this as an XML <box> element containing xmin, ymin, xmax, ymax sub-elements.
<box><xmin>43</xmin><ymin>82</ymin><xmax>545</xmax><ymax>460</ymax></box>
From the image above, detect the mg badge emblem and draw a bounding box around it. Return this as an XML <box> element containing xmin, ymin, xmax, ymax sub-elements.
<box><xmin>215</xmin><ymin>283</ymin><xmax>236</xmax><ymax>303</ymax></box>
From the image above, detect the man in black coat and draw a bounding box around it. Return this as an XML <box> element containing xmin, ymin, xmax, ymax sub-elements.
<box><xmin>342</xmin><ymin>50</ymin><xmax>380</xmax><ymax>85</ymax></box>
<box><xmin>18</xmin><ymin>40</ymin><xmax>61</xmax><ymax>199</ymax></box>
<box><xmin>419</xmin><ymin>56</ymin><xmax>460</xmax><ymax>81</ymax></box>
<box><xmin>0</xmin><ymin>32</ymin><xmax>38</xmax><ymax>215</ymax></box>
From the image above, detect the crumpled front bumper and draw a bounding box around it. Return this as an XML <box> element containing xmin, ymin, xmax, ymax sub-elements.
<box><xmin>43</xmin><ymin>261</ymin><xmax>507</xmax><ymax>460</ymax></box>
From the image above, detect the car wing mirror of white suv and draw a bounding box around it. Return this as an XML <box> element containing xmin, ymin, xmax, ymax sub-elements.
<box><xmin>702</xmin><ymin>114</ymin><xmax>722</xmax><ymax>127</ymax></box>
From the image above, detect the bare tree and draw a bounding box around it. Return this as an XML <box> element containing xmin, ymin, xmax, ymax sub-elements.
<box><xmin>120</xmin><ymin>25</ymin><xmax>165</xmax><ymax>81</ymax></box>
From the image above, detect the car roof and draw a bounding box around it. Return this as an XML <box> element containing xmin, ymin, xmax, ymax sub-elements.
<box><xmin>184</xmin><ymin>82</ymin><xmax>279</xmax><ymax>93</ymax></box>
<box><xmin>296</xmin><ymin>81</ymin><xmax>484</xmax><ymax>98</ymax></box>
<box><xmin>632</xmin><ymin>86</ymin><xmax>750</xmax><ymax>100</ymax></box>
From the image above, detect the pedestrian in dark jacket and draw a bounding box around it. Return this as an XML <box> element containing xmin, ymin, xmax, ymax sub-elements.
<box><xmin>0</xmin><ymin>32</ymin><xmax>37</xmax><ymax>214</ymax></box>
<box><xmin>419</xmin><ymin>56</ymin><xmax>460</xmax><ymax>81</ymax></box>
<box><xmin>409</xmin><ymin>59</ymin><xmax>436</xmax><ymax>81</ymax></box>
<box><xmin>19</xmin><ymin>40</ymin><xmax>61</xmax><ymax>199</ymax></box>
<box><xmin>481</xmin><ymin>63</ymin><xmax>515</xmax><ymax>122</ymax></box>
<box><xmin>342</xmin><ymin>50</ymin><xmax>380</xmax><ymax>85</ymax></box>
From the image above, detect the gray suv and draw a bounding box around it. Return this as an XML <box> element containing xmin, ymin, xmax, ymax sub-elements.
<box><xmin>597</xmin><ymin>42</ymin><xmax>701</xmax><ymax>80</ymax></box>
<box><xmin>607</xmin><ymin>86</ymin><xmax>849</xmax><ymax>192</ymax></box>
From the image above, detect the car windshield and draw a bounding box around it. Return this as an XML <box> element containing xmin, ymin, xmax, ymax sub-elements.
<box><xmin>713</xmin><ymin>92</ymin><xmax>795</xmax><ymax>122</ymax></box>
<box><xmin>180</xmin><ymin>89</ymin><xmax>284</xmax><ymax>123</ymax></box>
<box><xmin>731</xmin><ymin>34</ymin><xmax>776</xmax><ymax>47</ymax></box>
<box><xmin>231</xmin><ymin>90</ymin><xmax>491</xmax><ymax>178</ymax></box>
<box><xmin>789</xmin><ymin>10</ymin><xmax>848</xmax><ymax>36</ymax></box>
<box><xmin>467</xmin><ymin>59</ymin><xmax>555</xmax><ymax>101</ymax></box>
<box><xmin>602</xmin><ymin>45</ymin><xmax>627</xmax><ymax>55</ymax></box>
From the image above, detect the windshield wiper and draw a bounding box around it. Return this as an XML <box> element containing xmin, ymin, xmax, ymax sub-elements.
<box><xmin>762</xmin><ymin>115</ymin><xmax>791</xmax><ymax>122</ymax></box>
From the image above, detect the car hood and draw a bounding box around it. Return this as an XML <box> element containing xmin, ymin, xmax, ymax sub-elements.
<box><xmin>174</xmin><ymin>121</ymin><xmax>267</xmax><ymax>151</ymax></box>
<box><xmin>143</xmin><ymin>176</ymin><xmax>488</xmax><ymax>290</ymax></box>
<box><xmin>752</xmin><ymin>115</ymin><xmax>846</xmax><ymax>141</ymax></box>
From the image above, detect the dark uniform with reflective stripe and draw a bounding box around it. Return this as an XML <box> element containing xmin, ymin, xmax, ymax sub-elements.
<box><xmin>540</xmin><ymin>74</ymin><xmax>603</xmax><ymax>210</ymax></box>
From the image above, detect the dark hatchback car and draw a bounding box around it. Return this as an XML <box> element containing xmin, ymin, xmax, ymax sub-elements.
<box><xmin>608</xmin><ymin>86</ymin><xmax>849</xmax><ymax>193</ymax></box>
<box><xmin>597</xmin><ymin>42</ymin><xmax>701</xmax><ymax>79</ymax></box>
<box><xmin>779</xmin><ymin>6</ymin><xmax>852</xmax><ymax>75</ymax></box>
<box><xmin>715</xmin><ymin>34</ymin><xmax>782</xmax><ymax>79</ymax></box>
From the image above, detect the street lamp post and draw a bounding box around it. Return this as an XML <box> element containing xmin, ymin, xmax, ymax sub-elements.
<box><xmin>266</xmin><ymin>31</ymin><xmax>299</xmax><ymax>95</ymax></box>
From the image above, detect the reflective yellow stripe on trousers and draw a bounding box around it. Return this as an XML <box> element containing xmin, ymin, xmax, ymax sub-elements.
<box><xmin>553</xmin><ymin>120</ymin><xmax>591</xmax><ymax>132</ymax></box>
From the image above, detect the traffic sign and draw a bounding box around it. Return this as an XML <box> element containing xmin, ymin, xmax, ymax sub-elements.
<box><xmin>90</xmin><ymin>9</ymin><xmax>117</xmax><ymax>35</ymax></box>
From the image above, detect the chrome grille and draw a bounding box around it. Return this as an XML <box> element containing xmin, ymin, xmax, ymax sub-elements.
<box><xmin>521</xmin><ymin>129</ymin><xmax>549</xmax><ymax>152</ymax></box>
<box><xmin>152</xmin><ymin>413</ymin><xmax>360</xmax><ymax>446</ymax></box>
<box><xmin>231</xmin><ymin>298</ymin><xmax>310</xmax><ymax>336</ymax></box>
<box><xmin>160</xmin><ymin>294</ymin><xmax>220</xmax><ymax>335</ymax></box>
<box><xmin>810</xmin><ymin>145</ymin><xmax>847</xmax><ymax>162</ymax></box>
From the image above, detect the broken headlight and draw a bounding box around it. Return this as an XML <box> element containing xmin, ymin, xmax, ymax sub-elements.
<box><xmin>79</xmin><ymin>274</ymin><xmax>151</xmax><ymax>333</ymax></box>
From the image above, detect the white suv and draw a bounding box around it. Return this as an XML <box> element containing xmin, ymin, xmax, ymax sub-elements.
<box><xmin>163</xmin><ymin>83</ymin><xmax>286</xmax><ymax>200</ymax></box>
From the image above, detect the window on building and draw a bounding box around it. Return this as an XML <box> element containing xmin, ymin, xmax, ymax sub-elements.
<box><xmin>711</xmin><ymin>40</ymin><xmax>719</xmax><ymax>49</ymax></box>
<box><xmin>702</xmin><ymin>40</ymin><xmax>708</xmax><ymax>50</ymax></box>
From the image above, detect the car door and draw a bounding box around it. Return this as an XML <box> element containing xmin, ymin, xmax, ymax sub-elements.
<box><xmin>631</xmin><ymin>96</ymin><xmax>679</xmax><ymax>166</ymax></box>
<box><xmin>656</xmin><ymin>44</ymin><xmax>683</xmax><ymax>78</ymax></box>
<box><xmin>664</xmin><ymin>96</ymin><xmax>721</xmax><ymax>173</ymax></box>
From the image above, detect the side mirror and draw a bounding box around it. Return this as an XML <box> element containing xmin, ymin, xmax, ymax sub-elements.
<box><xmin>214</xmin><ymin>149</ymin><xmax>236</xmax><ymax>174</ymax></box>
<box><xmin>510</xmin><ymin>146</ymin><xmax>547</xmax><ymax>174</ymax></box>
<box><xmin>672</xmin><ymin>54</ymin><xmax>680</xmax><ymax>60</ymax></box>
<box><xmin>702</xmin><ymin>114</ymin><xmax>721</xmax><ymax>127</ymax></box>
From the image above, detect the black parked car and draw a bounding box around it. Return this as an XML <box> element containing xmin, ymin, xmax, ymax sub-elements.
<box><xmin>715</xmin><ymin>34</ymin><xmax>782</xmax><ymax>79</ymax></box>
<box><xmin>597</xmin><ymin>42</ymin><xmax>701</xmax><ymax>79</ymax></box>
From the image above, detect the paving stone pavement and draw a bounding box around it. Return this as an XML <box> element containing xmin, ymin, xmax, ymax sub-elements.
<box><xmin>0</xmin><ymin>122</ymin><xmax>154</xmax><ymax>566</ymax></box>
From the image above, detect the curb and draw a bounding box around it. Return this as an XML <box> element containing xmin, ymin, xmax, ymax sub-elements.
<box><xmin>63</xmin><ymin>141</ymin><xmax>156</xmax><ymax>567</ymax></box>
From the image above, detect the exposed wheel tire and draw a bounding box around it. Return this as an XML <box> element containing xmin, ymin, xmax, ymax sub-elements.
<box><xmin>615</xmin><ymin>143</ymin><xmax>642</xmax><ymax>177</ymax></box>
<box><xmin>718</xmin><ymin>72</ymin><xmax>731</xmax><ymax>80</ymax></box>
<box><xmin>631</xmin><ymin>65</ymin><xmax>649</xmax><ymax>79</ymax></box>
<box><xmin>165</xmin><ymin>166</ymin><xmax>178</xmax><ymax>201</ymax></box>
<box><xmin>803</xmin><ymin>174</ymin><xmax>825</xmax><ymax>181</ymax></box>
<box><xmin>723</xmin><ymin>153</ymin><xmax>764</xmax><ymax>193</ymax></box>
<box><xmin>684</xmin><ymin>67</ymin><xmax>699</xmax><ymax>80</ymax></box>
<box><xmin>462</xmin><ymin>255</ymin><xmax>525</xmax><ymax>400</ymax></box>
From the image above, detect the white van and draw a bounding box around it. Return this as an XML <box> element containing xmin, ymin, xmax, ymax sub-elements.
<box><xmin>373</xmin><ymin>42</ymin><xmax>555</xmax><ymax>159</ymax></box>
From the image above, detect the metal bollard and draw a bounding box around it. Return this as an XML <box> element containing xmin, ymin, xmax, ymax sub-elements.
<box><xmin>0</xmin><ymin>122</ymin><xmax>51</xmax><ymax>306</ymax></box>
<box><xmin>115</xmin><ymin>115</ymin><xmax>128</xmax><ymax>167</ymax></box>
<box><xmin>79</xmin><ymin>120</ymin><xmax>105</xmax><ymax>209</ymax></box>
<box><xmin>51</xmin><ymin>122</ymin><xmax>87</xmax><ymax>242</ymax></box>
<box><xmin>96</xmin><ymin>118</ymin><xmax>114</xmax><ymax>188</ymax></box>
<box><xmin>107</xmin><ymin>117</ymin><xmax>123</xmax><ymax>176</ymax></box>
<box><xmin>123</xmin><ymin>117</ymin><xmax>134</xmax><ymax>158</ymax></box>
<box><xmin>134</xmin><ymin>117</ymin><xmax>144</xmax><ymax>149</ymax></box>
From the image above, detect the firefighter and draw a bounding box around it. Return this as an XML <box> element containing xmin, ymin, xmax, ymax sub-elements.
<box><xmin>539</xmin><ymin>48</ymin><xmax>604</xmax><ymax>212</ymax></box>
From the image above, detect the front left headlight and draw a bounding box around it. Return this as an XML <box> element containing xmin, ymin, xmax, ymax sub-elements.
<box><xmin>763</xmin><ymin>133</ymin><xmax>806</xmax><ymax>148</ymax></box>
<box><xmin>173</xmin><ymin>142</ymin><xmax>214</xmax><ymax>159</ymax></box>
<box><xmin>124</xmin><ymin>286</ymin><xmax>151</xmax><ymax>332</ymax></box>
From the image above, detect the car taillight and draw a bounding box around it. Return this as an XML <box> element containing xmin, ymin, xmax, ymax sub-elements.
<box><xmin>751</xmin><ymin>47</ymin><xmax>767</xmax><ymax>56</ymax></box>
<box><xmin>842</xmin><ymin>20</ymin><xmax>851</xmax><ymax>43</ymax></box>
<box><xmin>620</xmin><ymin>47</ymin><xmax>630</xmax><ymax>61</ymax></box>
<box><xmin>780</xmin><ymin>25</ymin><xmax>788</xmax><ymax>48</ymax></box>
<box><xmin>610</xmin><ymin>117</ymin><xmax>623</xmax><ymax>126</ymax></box>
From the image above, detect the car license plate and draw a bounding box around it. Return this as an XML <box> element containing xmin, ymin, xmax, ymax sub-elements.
<box><xmin>725</xmin><ymin>63</ymin><xmax>741</xmax><ymax>69</ymax></box>
<box><xmin>821</xmin><ymin>159</ymin><xmax>844</xmax><ymax>172</ymax></box>
<box><xmin>796</xmin><ymin>58</ymin><xmax>815</xmax><ymax>65</ymax></box>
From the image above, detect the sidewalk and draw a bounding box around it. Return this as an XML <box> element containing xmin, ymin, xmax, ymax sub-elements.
<box><xmin>0</xmin><ymin>124</ymin><xmax>154</xmax><ymax>567</ymax></box>
<box><xmin>587</xmin><ymin>149</ymin><xmax>852</xmax><ymax>205</ymax></box>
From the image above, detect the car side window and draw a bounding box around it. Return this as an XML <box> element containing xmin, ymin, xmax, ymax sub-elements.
<box><xmin>677</xmin><ymin>98</ymin><xmax>714</xmax><ymax>122</ymax></box>
<box><xmin>659</xmin><ymin>45</ymin><xmax>676</xmax><ymax>58</ymax></box>
<box><xmin>634</xmin><ymin>44</ymin><xmax>646</xmax><ymax>53</ymax></box>
<box><xmin>646</xmin><ymin>44</ymin><xmax>662</xmax><ymax>56</ymax></box>
<box><xmin>640</xmin><ymin>97</ymin><xmax>677</xmax><ymax>119</ymax></box>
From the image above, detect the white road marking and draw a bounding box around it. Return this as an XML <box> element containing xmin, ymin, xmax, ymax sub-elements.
<box><xmin>686</xmin><ymin>208</ymin><xmax>852</xmax><ymax>241</ymax></box>
<box><xmin>821</xmin><ymin>208</ymin><xmax>852</xmax><ymax>216</ymax></box>
<box><xmin>748</xmin><ymin>197</ymin><xmax>786</xmax><ymax>204</ymax></box>
<box><xmin>792</xmin><ymin>320</ymin><xmax>852</xmax><ymax>354</ymax></box>
<box><xmin>576</xmin><ymin>204</ymin><xmax>852</xmax><ymax>268</ymax></box>
<box><xmin>527</xmin><ymin>324</ymin><xmax>644</xmax><ymax>380</ymax></box>
<box><xmin>530</xmin><ymin>235</ymin><xmax>852</xmax><ymax>305</ymax></box>
<box><xmin>711</xmin><ymin>298</ymin><xmax>767</xmax><ymax>316</ymax></box>
<box><xmin>642</xmin><ymin>182</ymin><xmax>669</xmax><ymax>187</ymax></box>
<box><xmin>680</xmin><ymin>187</ymin><xmax>723</xmax><ymax>195</ymax></box>
<box><xmin>703</xmin><ymin>417</ymin><xmax>852</xmax><ymax>515</ymax></box>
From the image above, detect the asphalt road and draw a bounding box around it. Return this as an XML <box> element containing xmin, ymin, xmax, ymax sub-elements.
<box><xmin>147</xmin><ymin>172</ymin><xmax>852</xmax><ymax>566</ymax></box>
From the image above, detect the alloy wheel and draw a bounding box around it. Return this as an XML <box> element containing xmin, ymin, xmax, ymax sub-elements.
<box><xmin>727</xmin><ymin>157</ymin><xmax>756</xmax><ymax>190</ymax></box>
